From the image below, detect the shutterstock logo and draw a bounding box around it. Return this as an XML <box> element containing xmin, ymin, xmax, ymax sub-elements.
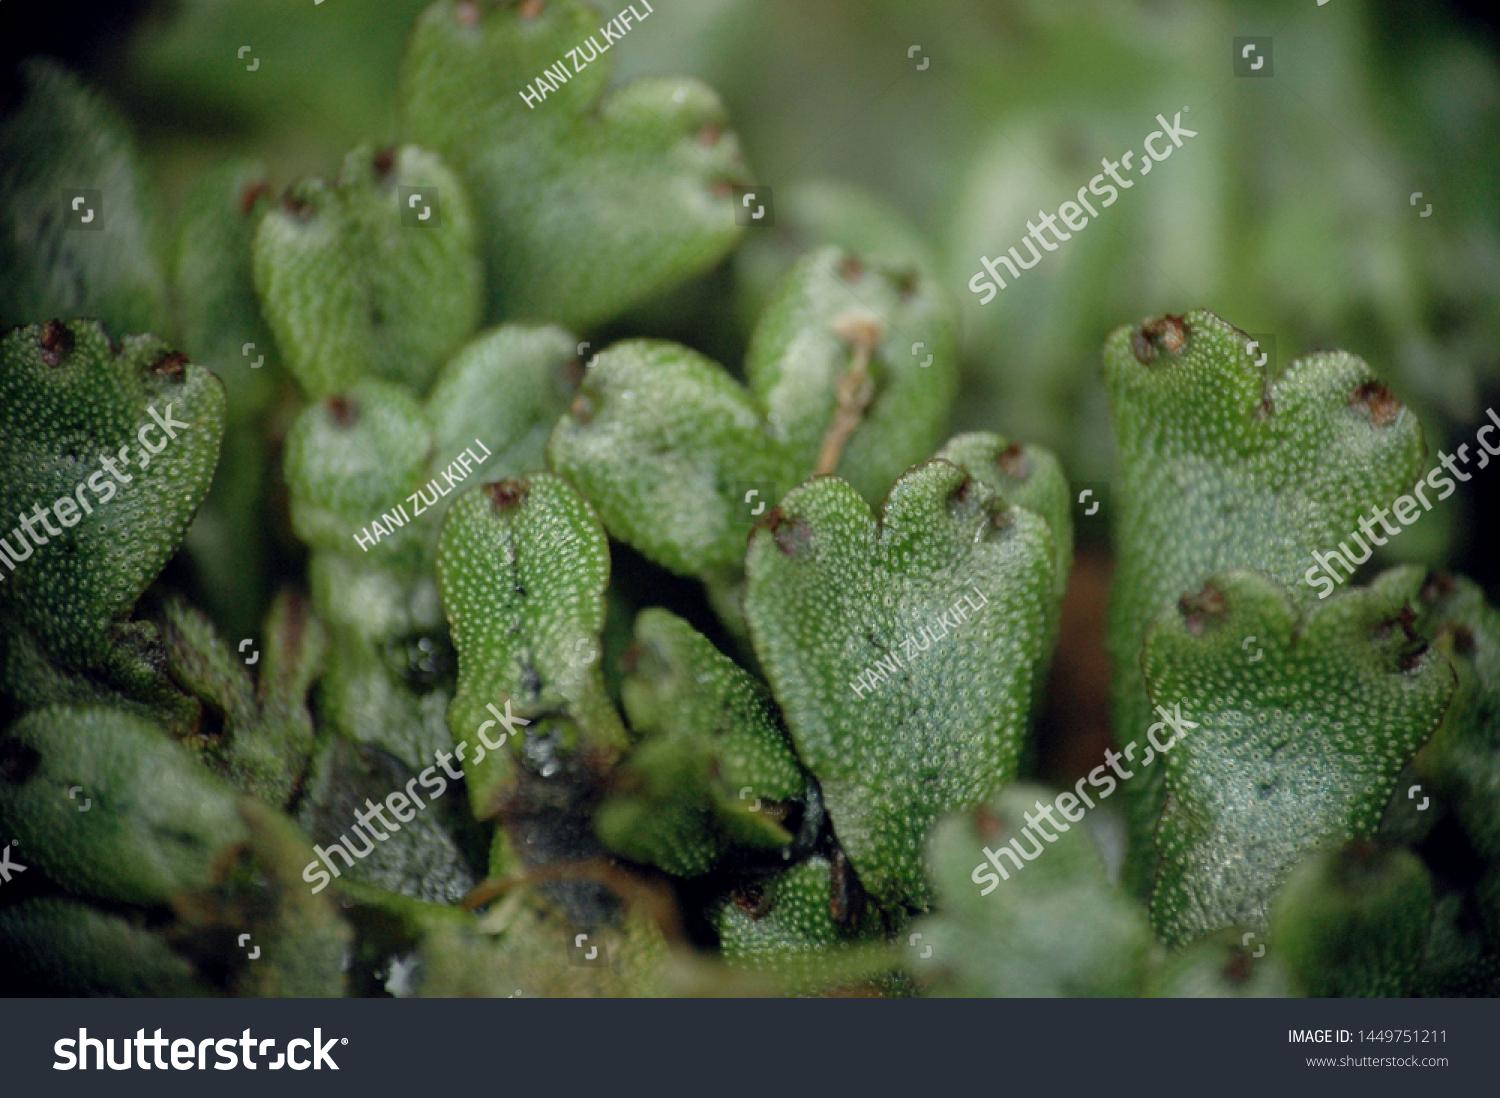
<box><xmin>53</xmin><ymin>1029</ymin><xmax>346</xmax><ymax>1072</ymax></box>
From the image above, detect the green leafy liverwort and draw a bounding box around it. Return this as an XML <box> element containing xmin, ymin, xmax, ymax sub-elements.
<box><xmin>400</xmin><ymin>0</ymin><xmax>749</xmax><ymax>329</ymax></box>
<box><xmin>744</xmin><ymin>458</ymin><xmax>1067</xmax><ymax>909</ymax></box>
<box><xmin>548</xmin><ymin>246</ymin><xmax>957</xmax><ymax>636</ymax></box>
<box><xmin>438</xmin><ymin>472</ymin><xmax>628</xmax><ymax>878</ymax></box>
<box><xmin>1142</xmin><ymin>567</ymin><xmax>1453</xmax><ymax>944</ymax></box>
<box><xmin>596</xmin><ymin>608</ymin><xmax>807</xmax><ymax>876</ymax></box>
<box><xmin>0</xmin><ymin>320</ymin><xmax>225</xmax><ymax>668</ymax></box>
<box><xmin>1104</xmin><ymin>309</ymin><xmax>1429</xmax><ymax>894</ymax></box>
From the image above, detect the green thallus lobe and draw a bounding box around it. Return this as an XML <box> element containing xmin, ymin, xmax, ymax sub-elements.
<box><xmin>848</xmin><ymin>586</ymin><xmax>990</xmax><ymax>699</ymax></box>
<box><xmin>1302</xmin><ymin>407</ymin><xmax>1495</xmax><ymax>599</ymax></box>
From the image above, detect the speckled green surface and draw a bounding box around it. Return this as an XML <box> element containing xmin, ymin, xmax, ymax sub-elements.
<box><xmin>1142</xmin><ymin>567</ymin><xmax>1453</xmax><ymax>944</ymax></box>
<box><xmin>1104</xmin><ymin>309</ymin><xmax>1430</xmax><ymax>893</ymax></box>
<box><xmin>253</xmin><ymin>144</ymin><xmax>482</xmax><ymax>397</ymax></box>
<box><xmin>2</xmin><ymin>15</ymin><xmax>1496</xmax><ymax>998</ymax></box>
<box><xmin>746</xmin><ymin>247</ymin><xmax>957</xmax><ymax>503</ymax></box>
<box><xmin>0</xmin><ymin>320</ymin><xmax>225</xmax><ymax>667</ymax></box>
<box><xmin>548</xmin><ymin>248</ymin><xmax>958</xmax><ymax>580</ymax></box>
<box><xmin>744</xmin><ymin>461</ymin><xmax>1064</xmax><ymax>908</ymax></box>
<box><xmin>597</xmin><ymin>608</ymin><xmax>804</xmax><ymax>875</ymax></box>
<box><xmin>548</xmin><ymin>338</ymin><xmax>794</xmax><ymax>577</ymax></box>
<box><xmin>714</xmin><ymin>856</ymin><xmax>884</xmax><ymax>995</ymax></box>
<box><xmin>437</xmin><ymin>472</ymin><xmax>627</xmax><ymax>818</ymax></box>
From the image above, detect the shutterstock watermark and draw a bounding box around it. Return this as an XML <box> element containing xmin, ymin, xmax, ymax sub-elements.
<box><xmin>53</xmin><ymin>1029</ymin><xmax>344</xmax><ymax>1072</ymax></box>
<box><xmin>1304</xmin><ymin>405</ymin><xmax>1500</xmax><ymax>598</ymax></box>
<box><xmin>849</xmin><ymin>585</ymin><xmax>990</xmax><ymax>698</ymax></box>
<box><xmin>970</xmin><ymin>702</ymin><xmax>1199</xmax><ymax>895</ymax></box>
<box><xmin>967</xmin><ymin>109</ymin><xmax>1198</xmax><ymax>304</ymax></box>
<box><xmin>300</xmin><ymin>699</ymin><xmax>528</xmax><ymax>893</ymax></box>
<box><xmin>0</xmin><ymin>402</ymin><xmax>189</xmax><ymax>581</ymax></box>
